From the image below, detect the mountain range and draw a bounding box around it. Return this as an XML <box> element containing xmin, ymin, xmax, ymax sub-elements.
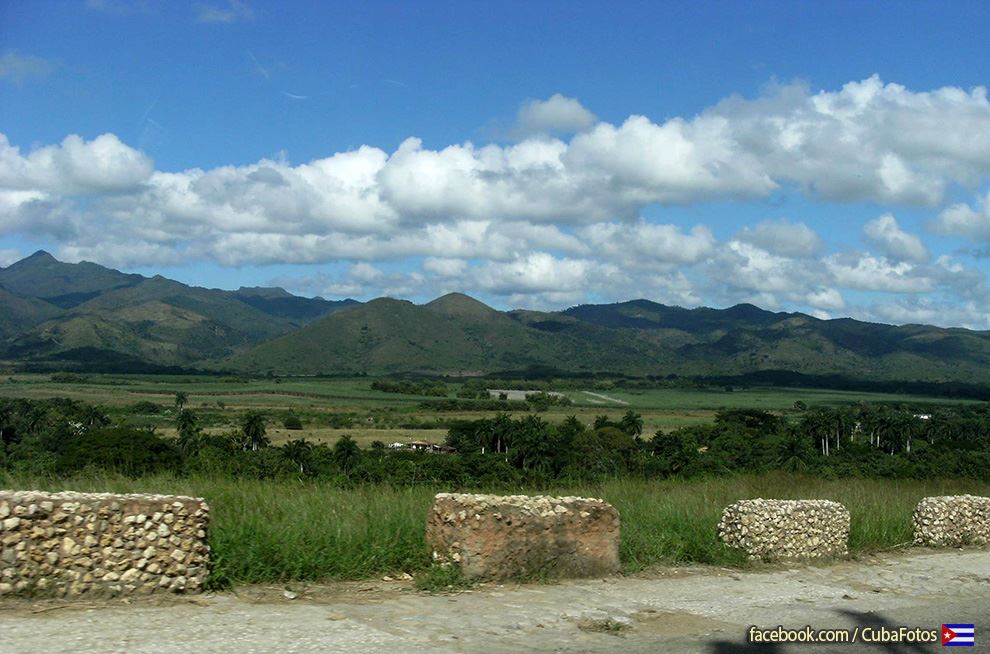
<box><xmin>2</xmin><ymin>251</ymin><xmax>990</xmax><ymax>383</ymax></box>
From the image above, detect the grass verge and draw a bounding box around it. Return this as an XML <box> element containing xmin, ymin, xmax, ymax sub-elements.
<box><xmin>2</xmin><ymin>471</ymin><xmax>987</xmax><ymax>585</ymax></box>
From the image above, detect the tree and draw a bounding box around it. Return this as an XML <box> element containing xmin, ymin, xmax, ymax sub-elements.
<box><xmin>332</xmin><ymin>434</ymin><xmax>361</xmax><ymax>472</ymax></box>
<box><xmin>618</xmin><ymin>410</ymin><xmax>644</xmax><ymax>437</ymax></box>
<box><xmin>282</xmin><ymin>438</ymin><xmax>314</xmax><ymax>474</ymax></box>
<box><xmin>81</xmin><ymin>405</ymin><xmax>110</xmax><ymax>430</ymax></box>
<box><xmin>174</xmin><ymin>391</ymin><xmax>188</xmax><ymax>412</ymax></box>
<box><xmin>175</xmin><ymin>409</ymin><xmax>201</xmax><ymax>455</ymax></box>
<box><xmin>241</xmin><ymin>411</ymin><xmax>269</xmax><ymax>451</ymax></box>
<box><xmin>509</xmin><ymin>415</ymin><xmax>559</xmax><ymax>472</ymax></box>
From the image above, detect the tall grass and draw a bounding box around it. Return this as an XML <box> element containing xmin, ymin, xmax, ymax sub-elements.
<box><xmin>3</xmin><ymin>471</ymin><xmax>988</xmax><ymax>584</ymax></box>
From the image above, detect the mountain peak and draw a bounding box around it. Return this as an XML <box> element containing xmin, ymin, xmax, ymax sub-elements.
<box><xmin>236</xmin><ymin>286</ymin><xmax>294</xmax><ymax>299</ymax></box>
<box><xmin>26</xmin><ymin>250</ymin><xmax>57</xmax><ymax>262</ymax></box>
<box><xmin>8</xmin><ymin>250</ymin><xmax>58</xmax><ymax>269</ymax></box>
<box><xmin>425</xmin><ymin>292</ymin><xmax>496</xmax><ymax>318</ymax></box>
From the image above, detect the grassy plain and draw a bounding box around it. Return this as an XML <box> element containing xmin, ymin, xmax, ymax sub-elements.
<box><xmin>1</xmin><ymin>373</ymin><xmax>978</xmax><ymax>439</ymax></box>
<box><xmin>3</xmin><ymin>470</ymin><xmax>988</xmax><ymax>585</ymax></box>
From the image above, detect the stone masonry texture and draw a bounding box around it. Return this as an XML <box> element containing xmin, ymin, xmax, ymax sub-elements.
<box><xmin>425</xmin><ymin>493</ymin><xmax>620</xmax><ymax>580</ymax></box>
<box><xmin>718</xmin><ymin>499</ymin><xmax>850</xmax><ymax>561</ymax></box>
<box><xmin>0</xmin><ymin>490</ymin><xmax>210</xmax><ymax>597</ymax></box>
<box><xmin>913</xmin><ymin>495</ymin><xmax>990</xmax><ymax>547</ymax></box>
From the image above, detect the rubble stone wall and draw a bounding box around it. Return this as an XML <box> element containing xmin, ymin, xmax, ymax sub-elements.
<box><xmin>426</xmin><ymin>493</ymin><xmax>620</xmax><ymax>579</ymax></box>
<box><xmin>913</xmin><ymin>495</ymin><xmax>990</xmax><ymax>547</ymax></box>
<box><xmin>718</xmin><ymin>499</ymin><xmax>849</xmax><ymax>560</ymax></box>
<box><xmin>0</xmin><ymin>490</ymin><xmax>210</xmax><ymax>596</ymax></box>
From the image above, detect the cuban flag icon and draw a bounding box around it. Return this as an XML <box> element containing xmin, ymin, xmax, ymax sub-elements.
<box><xmin>942</xmin><ymin>624</ymin><xmax>975</xmax><ymax>647</ymax></box>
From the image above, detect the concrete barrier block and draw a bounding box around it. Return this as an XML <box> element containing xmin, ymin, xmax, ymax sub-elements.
<box><xmin>425</xmin><ymin>493</ymin><xmax>620</xmax><ymax>579</ymax></box>
<box><xmin>718</xmin><ymin>499</ymin><xmax>849</xmax><ymax>560</ymax></box>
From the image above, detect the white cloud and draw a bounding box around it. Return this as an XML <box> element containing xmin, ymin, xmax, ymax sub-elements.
<box><xmin>4</xmin><ymin>76</ymin><xmax>990</xmax><ymax>324</ymax></box>
<box><xmin>579</xmin><ymin>221</ymin><xmax>715</xmax><ymax>269</ymax></box>
<box><xmin>423</xmin><ymin>257</ymin><xmax>468</xmax><ymax>277</ymax></box>
<box><xmin>709</xmin><ymin>76</ymin><xmax>990</xmax><ymax>205</ymax></box>
<box><xmin>0</xmin><ymin>52</ymin><xmax>53</xmax><ymax>84</ymax></box>
<box><xmin>805</xmin><ymin>288</ymin><xmax>845</xmax><ymax>311</ymax></box>
<box><xmin>711</xmin><ymin>241</ymin><xmax>818</xmax><ymax>294</ymax></box>
<box><xmin>0</xmin><ymin>133</ymin><xmax>153</xmax><ymax>195</ymax></box>
<box><xmin>0</xmin><ymin>248</ymin><xmax>22</xmax><ymax>268</ymax></box>
<box><xmin>932</xmin><ymin>191</ymin><xmax>990</xmax><ymax>240</ymax></box>
<box><xmin>348</xmin><ymin>262</ymin><xmax>382</xmax><ymax>283</ymax></box>
<box><xmin>865</xmin><ymin>298</ymin><xmax>990</xmax><ymax>330</ymax></box>
<box><xmin>736</xmin><ymin>219</ymin><xmax>823</xmax><ymax>258</ymax></box>
<box><xmin>474</xmin><ymin>252</ymin><xmax>604</xmax><ymax>296</ymax></box>
<box><xmin>825</xmin><ymin>253</ymin><xmax>931</xmax><ymax>293</ymax></box>
<box><xmin>197</xmin><ymin>0</ymin><xmax>253</xmax><ymax>23</ymax></box>
<box><xmin>516</xmin><ymin>94</ymin><xmax>597</xmax><ymax>136</ymax></box>
<box><xmin>862</xmin><ymin>213</ymin><xmax>929</xmax><ymax>262</ymax></box>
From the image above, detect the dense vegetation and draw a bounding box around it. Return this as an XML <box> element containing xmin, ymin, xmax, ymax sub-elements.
<box><xmin>3</xmin><ymin>397</ymin><xmax>989</xmax><ymax>484</ymax></box>
<box><xmin>3</xmin><ymin>392</ymin><xmax>989</xmax><ymax>586</ymax></box>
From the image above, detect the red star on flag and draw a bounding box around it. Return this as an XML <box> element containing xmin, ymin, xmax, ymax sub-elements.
<box><xmin>943</xmin><ymin>625</ymin><xmax>958</xmax><ymax>645</ymax></box>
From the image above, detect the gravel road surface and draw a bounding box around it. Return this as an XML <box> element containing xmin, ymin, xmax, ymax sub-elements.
<box><xmin>2</xmin><ymin>548</ymin><xmax>988</xmax><ymax>653</ymax></box>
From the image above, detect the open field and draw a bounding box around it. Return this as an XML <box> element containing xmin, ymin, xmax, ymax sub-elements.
<box><xmin>3</xmin><ymin>471</ymin><xmax>988</xmax><ymax>584</ymax></box>
<box><xmin>1</xmin><ymin>373</ymin><xmax>979</xmax><ymax>438</ymax></box>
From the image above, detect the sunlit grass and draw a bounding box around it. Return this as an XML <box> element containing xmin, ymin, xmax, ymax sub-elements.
<box><xmin>3</xmin><ymin>471</ymin><xmax>987</xmax><ymax>584</ymax></box>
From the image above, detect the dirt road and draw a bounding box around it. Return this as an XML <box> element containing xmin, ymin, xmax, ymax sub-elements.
<box><xmin>2</xmin><ymin>549</ymin><xmax>988</xmax><ymax>653</ymax></box>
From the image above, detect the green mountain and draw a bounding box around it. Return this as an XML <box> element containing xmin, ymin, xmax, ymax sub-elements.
<box><xmin>0</xmin><ymin>252</ymin><xmax>355</xmax><ymax>369</ymax></box>
<box><xmin>0</xmin><ymin>250</ymin><xmax>143</xmax><ymax>308</ymax></box>
<box><xmin>0</xmin><ymin>285</ymin><xmax>63</xmax><ymax>339</ymax></box>
<box><xmin>226</xmin><ymin>296</ymin><xmax>990</xmax><ymax>383</ymax></box>
<box><xmin>4</xmin><ymin>252</ymin><xmax>990</xmax><ymax>383</ymax></box>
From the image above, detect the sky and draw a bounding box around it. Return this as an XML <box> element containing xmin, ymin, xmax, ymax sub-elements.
<box><xmin>2</xmin><ymin>1</ymin><xmax>990</xmax><ymax>328</ymax></box>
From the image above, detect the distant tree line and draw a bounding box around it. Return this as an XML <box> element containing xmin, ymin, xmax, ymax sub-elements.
<box><xmin>370</xmin><ymin>380</ymin><xmax>449</xmax><ymax>397</ymax></box>
<box><xmin>2</xmin><ymin>397</ymin><xmax>989</xmax><ymax>485</ymax></box>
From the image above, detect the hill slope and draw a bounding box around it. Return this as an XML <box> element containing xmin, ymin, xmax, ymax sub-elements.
<box><xmin>227</xmin><ymin>296</ymin><xmax>990</xmax><ymax>382</ymax></box>
<box><xmin>0</xmin><ymin>253</ymin><xmax>357</xmax><ymax>368</ymax></box>
<box><xmin>4</xmin><ymin>252</ymin><xmax>990</xmax><ymax>382</ymax></box>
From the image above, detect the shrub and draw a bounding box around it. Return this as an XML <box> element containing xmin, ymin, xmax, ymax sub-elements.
<box><xmin>57</xmin><ymin>427</ymin><xmax>180</xmax><ymax>476</ymax></box>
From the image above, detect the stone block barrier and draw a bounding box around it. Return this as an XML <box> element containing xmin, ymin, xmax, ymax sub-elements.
<box><xmin>718</xmin><ymin>499</ymin><xmax>849</xmax><ymax>560</ymax></box>
<box><xmin>0</xmin><ymin>490</ymin><xmax>210</xmax><ymax>596</ymax></box>
<box><xmin>913</xmin><ymin>495</ymin><xmax>990</xmax><ymax>547</ymax></box>
<box><xmin>425</xmin><ymin>493</ymin><xmax>620</xmax><ymax>579</ymax></box>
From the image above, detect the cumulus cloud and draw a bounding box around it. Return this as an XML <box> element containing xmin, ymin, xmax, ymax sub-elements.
<box><xmin>423</xmin><ymin>257</ymin><xmax>468</xmax><ymax>277</ymax></box>
<box><xmin>710</xmin><ymin>76</ymin><xmax>990</xmax><ymax>205</ymax></box>
<box><xmin>579</xmin><ymin>221</ymin><xmax>715</xmax><ymax>269</ymax></box>
<box><xmin>0</xmin><ymin>248</ymin><xmax>22</xmax><ymax>268</ymax></box>
<box><xmin>0</xmin><ymin>133</ymin><xmax>154</xmax><ymax>194</ymax></box>
<box><xmin>0</xmin><ymin>52</ymin><xmax>53</xmax><ymax>84</ymax></box>
<box><xmin>473</xmin><ymin>252</ymin><xmax>606</xmax><ymax>296</ymax></box>
<box><xmin>4</xmin><ymin>75</ymin><xmax>990</xmax><ymax>323</ymax></box>
<box><xmin>932</xmin><ymin>191</ymin><xmax>990</xmax><ymax>241</ymax></box>
<box><xmin>805</xmin><ymin>288</ymin><xmax>845</xmax><ymax>311</ymax></box>
<box><xmin>736</xmin><ymin>219</ymin><xmax>823</xmax><ymax>258</ymax></box>
<box><xmin>825</xmin><ymin>253</ymin><xmax>931</xmax><ymax>293</ymax></box>
<box><xmin>862</xmin><ymin>213</ymin><xmax>929</xmax><ymax>262</ymax></box>
<box><xmin>515</xmin><ymin>94</ymin><xmax>597</xmax><ymax>136</ymax></box>
<box><xmin>705</xmin><ymin>240</ymin><xmax>825</xmax><ymax>313</ymax></box>
<box><xmin>865</xmin><ymin>298</ymin><xmax>990</xmax><ymax>330</ymax></box>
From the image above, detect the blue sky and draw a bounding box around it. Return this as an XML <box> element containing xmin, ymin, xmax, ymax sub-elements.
<box><xmin>2</xmin><ymin>1</ymin><xmax>990</xmax><ymax>327</ymax></box>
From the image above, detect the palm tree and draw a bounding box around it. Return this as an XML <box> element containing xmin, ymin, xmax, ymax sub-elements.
<box><xmin>619</xmin><ymin>410</ymin><xmax>644</xmax><ymax>437</ymax></box>
<box><xmin>174</xmin><ymin>391</ymin><xmax>188</xmax><ymax>412</ymax></box>
<box><xmin>282</xmin><ymin>439</ymin><xmax>314</xmax><ymax>474</ymax></box>
<box><xmin>176</xmin><ymin>409</ymin><xmax>201</xmax><ymax>455</ymax></box>
<box><xmin>332</xmin><ymin>435</ymin><xmax>360</xmax><ymax>472</ymax></box>
<box><xmin>241</xmin><ymin>411</ymin><xmax>269</xmax><ymax>451</ymax></box>
<box><xmin>81</xmin><ymin>405</ymin><xmax>110</xmax><ymax>430</ymax></box>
